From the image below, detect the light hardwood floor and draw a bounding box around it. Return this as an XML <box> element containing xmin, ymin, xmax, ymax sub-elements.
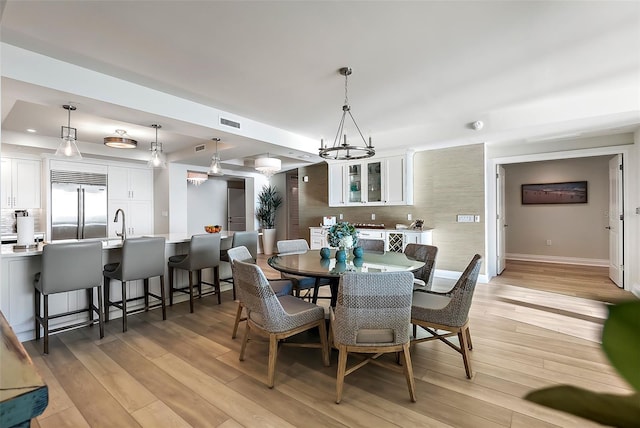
<box><xmin>24</xmin><ymin>257</ymin><xmax>636</xmax><ymax>427</ymax></box>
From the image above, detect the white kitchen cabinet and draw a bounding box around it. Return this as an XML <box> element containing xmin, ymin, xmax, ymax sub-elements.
<box><xmin>310</xmin><ymin>227</ymin><xmax>329</xmax><ymax>249</ymax></box>
<box><xmin>108</xmin><ymin>199</ymin><xmax>153</xmax><ymax>238</ymax></box>
<box><xmin>108</xmin><ymin>166</ymin><xmax>153</xmax><ymax>201</ymax></box>
<box><xmin>327</xmin><ymin>152</ymin><xmax>413</xmax><ymax>206</ymax></box>
<box><xmin>1</xmin><ymin>157</ymin><xmax>41</xmax><ymax>209</ymax></box>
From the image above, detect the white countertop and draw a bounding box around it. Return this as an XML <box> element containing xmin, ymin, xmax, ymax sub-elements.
<box><xmin>1</xmin><ymin>232</ymin><xmax>235</xmax><ymax>258</ymax></box>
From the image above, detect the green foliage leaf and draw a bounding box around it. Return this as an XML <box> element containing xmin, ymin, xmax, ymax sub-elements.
<box><xmin>602</xmin><ymin>300</ymin><xmax>640</xmax><ymax>391</ymax></box>
<box><xmin>525</xmin><ymin>386</ymin><xmax>640</xmax><ymax>427</ymax></box>
<box><xmin>255</xmin><ymin>185</ymin><xmax>282</xmax><ymax>229</ymax></box>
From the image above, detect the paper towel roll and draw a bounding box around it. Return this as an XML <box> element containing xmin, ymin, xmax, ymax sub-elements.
<box><xmin>17</xmin><ymin>216</ymin><xmax>35</xmax><ymax>246</ymax></box>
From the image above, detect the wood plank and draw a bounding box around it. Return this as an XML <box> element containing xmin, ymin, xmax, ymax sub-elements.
<box><xmin>130</xmin><ymin>400</ymin><xmax>191</xmax><ymax>428</ymax></box>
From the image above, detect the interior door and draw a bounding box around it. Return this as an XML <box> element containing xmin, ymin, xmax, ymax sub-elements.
<box><xmin>608</xmin><ymin>154</ymin><xmax>623</xmax><ymax>287</ymax></box>
<box><xmin>496</xmin><ymin>165</ymin><xmax>507</xmax><ymax>274</ymax></box>
<box><xmin>227</xmin><ymin>187</ymin><xmax>246</xmax><ymax>231</ymax></box>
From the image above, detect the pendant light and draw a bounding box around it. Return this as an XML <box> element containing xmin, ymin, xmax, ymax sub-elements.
<box><xmin>104</xmin><ymin>129</ymin><xmax>137</xmax><ymax>148</ymax></box>
<box><xmin>255</xmin><ymin>154</ymin><xmax>281</xmax><ymax>177</ymax></box>
<box><xmin>208</xmin><ymin>137</ymin><xmax>223</xmax><ymax>176</ymax></box>
<box><xmin>56</xmin><ymin>104</ymin><xmax>82</xmax><ymax>159</ymax></box>
<box><xmin>148</xmin><ymin>124</ymin><xmax>167</xmax><ymax>169</ymax></box>
<box><xmin>319</xmin><ymin>67</ymin><xmax>375</xmax><ymax>160</ymax></box>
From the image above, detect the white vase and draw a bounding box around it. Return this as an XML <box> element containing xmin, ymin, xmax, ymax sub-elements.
<box><xmin>261</xmin><ymin>228</ymin><xmax>277</xmax><ymax>255</ymax></box>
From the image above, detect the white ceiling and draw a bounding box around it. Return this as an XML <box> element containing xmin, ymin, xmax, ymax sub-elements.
<box><xmin>1</xmin><ymin>1</ymin><xmax>639</xmax><ymax>172</ymax></box>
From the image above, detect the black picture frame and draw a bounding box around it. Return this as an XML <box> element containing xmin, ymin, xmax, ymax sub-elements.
<box><xmin>521</xmin><ymin>181</ymin><xmax>588</xmax><ymax>205</ymax></box>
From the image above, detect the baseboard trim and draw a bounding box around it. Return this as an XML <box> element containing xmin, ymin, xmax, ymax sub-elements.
<box><xmin>506</xmin><ymin>253</ymin><xmax>608</xmax><ymax>267</ymax></box>
<box><xmin>435</xmin><ymin>269</ymin><xmax>489</xmax><ymax>284</ymax></box>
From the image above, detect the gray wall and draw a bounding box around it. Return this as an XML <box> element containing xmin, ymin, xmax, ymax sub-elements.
<box><xmin>298</xmin><ymin>144</ymin><xmax>485</xmax><ymax>273</ymax></box>
<box><xmin>504</xmin><ymin>156</ymin><xmax>611</xmax><ymax>261</ymax></box>
<box><xmin>187</xmin><ymin>176</ymin><xmax>228</xmax><ymax>236</ymax></box>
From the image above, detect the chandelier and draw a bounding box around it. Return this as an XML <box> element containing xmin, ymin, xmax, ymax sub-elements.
<box><xmin>319</xmin><ymin>67</ymin><xmax>374</xmax><ymax>160</ymax></box>
<box><xmin>255</xmin><ymin>155</ymin><xmax>281</xmax><ymax>177</ymax></box>
<box><xmin>187</xmin><ymin>171</ymin><xmax>208</xmax><ymax>186</ymax></box>
<box><xmin>148</xmin><ymin>124</ymin><xmax>167</xmax><ymax>169</ymax></box>
<box><xmin>209</xmin><ymin>137</ymin><xmax>223</xmax><ymax>176</ymax></box>
<box><xmin>56</xmin><ymin>104</ymin><xmax>82</xmax><ymax>159</ymax></box>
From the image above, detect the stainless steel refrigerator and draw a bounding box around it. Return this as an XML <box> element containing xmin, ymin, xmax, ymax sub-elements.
<box><xmin>51</xmin><ymin>171</ymin><xmax>108</xmax><ymax>240</ymax></box>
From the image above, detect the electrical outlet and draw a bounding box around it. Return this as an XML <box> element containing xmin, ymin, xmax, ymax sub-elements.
<box><xmin>407</xmin><ymin>213</ymin><xmax>412</xmax><ymax>221</ymax></box>
<box><xmin>474</xmin><ymin>215</ymin><xmax>480</xmax><ymax>222</ymax></box>
<box><xmin>371</xmin><ymin>213</ymin><xmax>376</xmax><ymax>220</ymax></box>
<box><xmin>339</xmin><ymin>213</ymin><xmax>343</xmax><ymax>220</ymax></box>
<box><xmin>457</xmin><ymin>214</ymin><xmax>474</xmax><ymax>223</ymax></box>
<box><xmin>546</xmin><ymin>239</ymin><xmax>552</xmax><ymax>246</ymax></box>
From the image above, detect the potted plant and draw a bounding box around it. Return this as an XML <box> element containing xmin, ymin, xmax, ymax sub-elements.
<box><xmin>256</xmin><ymin>184</ymin><xmax>282</xmax><ymax>255</ymax></box>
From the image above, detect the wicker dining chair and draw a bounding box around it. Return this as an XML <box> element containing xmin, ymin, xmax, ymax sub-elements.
<box><xmin>331</xmin><ymin>271</ymin><xmax>416</xmax><ymax>404</ymax></box>
<box><xmin>227</xmin><ymin>245</ymin><xmax>293</xmax><ymax>339</ymax></box>
<box><xmin>233</xmin><ymin>259</ymin><xmax>329</xmax><ymax>388</ymax></box>
<box><xmin>411</xmin><ymin>254</ymin><xmax>482</xmax><ymax>379</ymax></box>
<box><xmin>404</xmin><ymin>243</ymin><xmax>438</xmax><ymax>290</ymax></box>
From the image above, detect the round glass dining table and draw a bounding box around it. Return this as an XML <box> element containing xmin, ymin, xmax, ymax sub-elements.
<box><xmin>268</xmin><ymin>249</ymin><xmax>425</xmax><ymax>306</ymax></box>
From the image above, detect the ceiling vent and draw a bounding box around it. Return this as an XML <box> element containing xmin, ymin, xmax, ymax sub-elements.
<box><xmin>194</xmin><ymin>144</ymin><xmax>206</xmax><ymax>153</ymax></box>
<box><xmin>220</xmin><ymin>117</ymin><xmax>241</xmax><ymax>129</ymax></box>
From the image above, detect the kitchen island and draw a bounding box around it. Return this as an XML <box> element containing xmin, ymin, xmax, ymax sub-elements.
<box><xmin>1</xmin><ymin>233</ymin><xmax>235</xmax><ymax>342</ymax></box>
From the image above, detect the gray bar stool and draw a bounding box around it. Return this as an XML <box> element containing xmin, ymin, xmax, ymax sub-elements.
<box><xmin>220</xmin><ymin>230</ymin><xmax>259</xmax><ymax>299</ymax></box>
<box><xmin>34</xmin><ymin>240</ymin><xmax>104</xmax><ymax>354</ymax></box>
<box><xmin>168</xmin><ymin>233</ymin><xmax>221</xmax><ymax>313</ymax></box>
<box><xmin>103</xmin><ymin>237</ymin><xmax>166</xmax><ymax>332</ymax></box>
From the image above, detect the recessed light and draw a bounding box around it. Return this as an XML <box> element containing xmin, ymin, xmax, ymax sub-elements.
<box><xmin>26</xmin><ymin>129</ymin><xmax>37</xmax><ymax>133</ymax></box>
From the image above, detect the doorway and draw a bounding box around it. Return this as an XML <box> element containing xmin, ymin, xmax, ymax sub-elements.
<box><xmin>286</xmin><ymin>170</ymin><xmax>299</xmax><ymax>239</ymax></box>
<box><xmin>227</xmin><ymin>180</ymin><xmax>246</xmax><ymax>232</ymax></box>
<box><xmin>492</xmin><ymin>150</ymin><xmax>627</xmax><ymax>290</ymax></box>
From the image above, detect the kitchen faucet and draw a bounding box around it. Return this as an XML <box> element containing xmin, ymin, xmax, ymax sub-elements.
<box><xmin>114</xmin><ymin>208</ymin><xmax>126</xmax><ymax>241</ymax></box>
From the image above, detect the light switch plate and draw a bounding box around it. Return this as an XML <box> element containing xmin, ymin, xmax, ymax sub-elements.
<box><xmin>457</xmin><ymin>214</ymin><xmax>475</xmax><ymax>223</ymax></box>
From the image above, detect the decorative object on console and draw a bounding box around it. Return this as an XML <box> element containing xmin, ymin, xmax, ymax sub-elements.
<box><xmin>254</xmin><ymin>154</ymin><xmax>281</xmax><ymax>177</ymax></box>
<box><xmin>319</xmin><ymin>66</ymin><xmax>375</xmax><ymax>160</ymax></box>
<box><xmin>409</xmin><ymin>219</ymin><xmax>424</xmax><ymax>230</ymax></box>
<box><xmin>327</xmin><ymin>221</ymin><xmax>358</xmax><ymax>249</ymax></box>
<box><xmin>147</xmin><ymin>124</ymin><xmax>167</xmax><ymax>169</ymax></box>
<box><xmin>187</xmin><ymin>170</ymin><xmax>208</xmax><ymax>186</ymax></box>
<box><xmin>56</xmin><ymin>104</ymin><xmax>82</xmax><ymax>159</ymax></box>
<box><xmin>209</xmin><ymin>137</ymin><xmax>223</xmax><ymax>176</ymax></box>
<box><xmin>104</xmin><ymin>129</ymin><xmax>137</xmax><ymax>149</ymax></box>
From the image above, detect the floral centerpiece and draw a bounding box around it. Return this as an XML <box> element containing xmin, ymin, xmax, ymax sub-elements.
<box><xmin>327</xmin><ymin>221</ymin><xmax>358</xmax><ymax>249</ymax></box>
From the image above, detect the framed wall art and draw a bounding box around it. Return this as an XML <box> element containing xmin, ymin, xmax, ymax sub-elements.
<box><xmin>521</xmin><ymin>181</ymin><xmax>588</xmax><ymax>205</ymax></box>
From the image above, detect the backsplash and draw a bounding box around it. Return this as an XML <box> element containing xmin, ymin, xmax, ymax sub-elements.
<box><xmin>1</xmin><ymin>209</ymin><xmax>43</xmax><ymax>235</ymax></box>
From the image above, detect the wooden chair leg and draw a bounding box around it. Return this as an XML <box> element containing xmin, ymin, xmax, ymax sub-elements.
<box><xmin>239</xmin><ymin>322</ymin><xmax>250</xmax><ymax>361</ymax></box>
<box><xmin>267</xmin><ymin>334</ymin><xmax>278</xmax><ymax>388</ymax></box>
<box><xmin>412</xmin><ymin>323</ymin><xmax>417</xmax><ymax>339</ymax></box>
<box><xmin>458</xmin><ymin>329</ymin><xmax>473</xmax><ymax>379</ymax></box>
<box><xmin>465</xmin><ymin>326</ymin><xmax>473</xmax><ymax>350</ymax></box>
<box><xmin>401</xmin><ymin>342</ymin><xmax>417</xmax><ymax>402</ymax></box>
<box><xmin>318</xmin><ymin>320</ymin><xmax>330</xmax><ymax>367</ymax></box>
<box><xmin>121</xmin><ymin>280</ymin><xmax>128</xmax><ymax>332</ymax></box>
<box><xmin>159</xmin><ymin>275</ymin><xmax>167</xmax><ymax>320</ymax></box>
<box><xmin>232</xmin><ymin>302</ymin><xmax>244</xmax><ymax>339</ymax></box>
<box><xmin>336</xmin><ymin>345</ymin><xmax>348</xmax><ymax>404</ymax></box>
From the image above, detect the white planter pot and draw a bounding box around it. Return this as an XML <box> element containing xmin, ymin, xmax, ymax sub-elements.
<box><xmin>261</xmin><ymin>228</ymin><xmax>277</xmax><ymax>255</ymax></box>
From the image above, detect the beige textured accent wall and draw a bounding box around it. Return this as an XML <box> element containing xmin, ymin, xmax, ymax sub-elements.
<box><xmin>504</xmin><ymin>156</ymin><xmax>611</xmax><ymax>260</ymax></box>
<box><xmin>298</xmin><ymin>144</ymin><xmax>485</xmax><ymax>272</ymax></box>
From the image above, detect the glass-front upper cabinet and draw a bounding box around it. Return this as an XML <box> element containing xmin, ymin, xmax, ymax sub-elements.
<box><xmin>367</xmin><ymin>161</ymin><xmax>382</xmax><ymax>203</ymax></box>
<box><xmin>348</xmin><ymin>164</ymin><xmax>362</xmax><ymax>203</ymax></box>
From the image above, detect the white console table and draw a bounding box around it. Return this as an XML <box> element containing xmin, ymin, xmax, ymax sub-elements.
<box><xmin>309</xmin><ymin>227</ymin><xmax>432</xmax><ymax>252</ymax></box>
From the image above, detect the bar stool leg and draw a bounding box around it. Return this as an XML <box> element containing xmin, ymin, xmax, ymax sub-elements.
<box><xmin>87</xmin><ymin>288</ymin><xmax>94</xmax><ymax>323</ymax></box>
<box><xmin>168</xmin><ymin>266</ymin><xmax>174</xmax><ymax>306</ymax></box>
<box><xmin>97</xmin><ymin>285</ymin><xmax>104</xmax><ymax>339</ymax></box>
<box><xmin>43</xmin><ymin>295</ymin><xmax>49</xmax><ymax>354</ymax></box>
<box><xmin>104</xmin><ymin>276</ymin><xmax>111</xmax><ymax>323</ymax></box>
<box><xmin>197</xmin><ymin>270</ymin><xmax>202</xmax><ymax>299</ymax></box>
<box><xmin>34</xmin><ymin>289</ymin><xmax>41</xmax><ymax>341</ymax></box>
<box><xmin>215</xmin><ymin>266</ymin><xmax>221</xmax><ymax>305</ymax></box>
<box><xmin>160</xmin><ymin>275</ymin><xmax>167</xmax><ymax>320</ymax></box>
<box><xmin>144</xmin><ymin>278</ymin><xmax>150</xmax><ymax>311</ymax></box>
<box><xmin>121</xmin><ymin>280</ymin><xmax>128</xmax><ymax>332</ymax></box>
<box><xmin>188</xmin><ymin>271</ymin><xmax>195</xmax><ymax>313</ymax></box>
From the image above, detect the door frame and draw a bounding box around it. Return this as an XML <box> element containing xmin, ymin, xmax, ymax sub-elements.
<box><xmin>486</xmin><ymin>144</ymin><xmax>632</xmax><ymax>290</ymax></box>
